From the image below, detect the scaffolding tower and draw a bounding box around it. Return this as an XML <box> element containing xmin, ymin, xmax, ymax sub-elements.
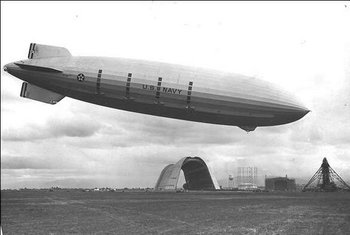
<box><xmin>237</xmin><ymin>167</ymin><xmax>258</xmax><ymax>186</ymax></box>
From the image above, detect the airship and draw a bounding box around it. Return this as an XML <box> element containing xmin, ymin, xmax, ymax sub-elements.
<box><xmin>3</xmin><ymin>43</ymin><xmax>309</xmax><ymax>132</ymax></box>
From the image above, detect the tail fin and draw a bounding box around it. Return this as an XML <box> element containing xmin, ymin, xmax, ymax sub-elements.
<box><xmin>28</xmin><ymin>43</ymin><xmax>71</xmax><ymax>59</ymax></box>
<box><xmin>20</xmin><ymin>82</ymin><xmax>65</xmax><ymax>104</ymax></box>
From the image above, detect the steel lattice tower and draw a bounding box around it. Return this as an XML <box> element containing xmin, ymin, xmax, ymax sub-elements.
<box><xmin>303</xmin><ymin>158</ymin><xmax>350</xmax><ymax>192</ymax></box>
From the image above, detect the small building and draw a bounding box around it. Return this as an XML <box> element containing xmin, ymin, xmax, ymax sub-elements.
<box><xmin>265</xmin><ymin>176</ymin><xmax>296</xmax><ymax>192</ymax></box>
<box><xmin>238</xmin><ymin>183</ymin><xmax>258</xmax><ymax>191</ymax></box>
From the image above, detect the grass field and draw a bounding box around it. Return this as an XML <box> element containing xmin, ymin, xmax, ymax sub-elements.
<box><xmin>1</xmin><ymin>190</ymin><xmax>350</xmax><ymax>234</ymax></box>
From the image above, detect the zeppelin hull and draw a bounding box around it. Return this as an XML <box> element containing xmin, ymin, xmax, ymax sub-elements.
<box><xmin>8</xmin><ymin>65</ymin><xmax>307</xmax><ymax>127</ymax></box>
<box><xmin>4</xmin><ymin>44</ymin><xmax>309</xmax><ymax>130</ymax></box>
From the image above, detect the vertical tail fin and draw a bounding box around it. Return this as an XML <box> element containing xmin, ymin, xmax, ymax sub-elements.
<box><xmin>28</xmin><ymin>43</ymin><xmax>71</xmax><ymax>59</ymax></box>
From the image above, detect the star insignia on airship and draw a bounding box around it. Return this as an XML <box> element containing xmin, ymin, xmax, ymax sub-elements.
<box><xmin>77</xmin><ymin>73</ymin><xmax>85</xmax><ymax>82</ymax></box>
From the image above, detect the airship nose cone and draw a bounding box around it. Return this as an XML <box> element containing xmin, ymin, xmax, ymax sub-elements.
<box><xmin>285</xmin><ymin>108</ymin><xmax>310</xmax><ymax>125</ymax></box>
<box><xmin>273</xmin><ymin>96</ymin><xmax>310</xmax><ymax>124</ymax></box>
<box><xmin>293</xmin><ymin>107</ymin><xmax>310</xmax><ymax>120</ymax></box>
<box><xmin>246</xmin><ymin>77</ymin><xmax>310</xmax><ymax>125</ymax></box>
<box><xmin>282</xmin><ymin>91</ymin><xmax>310</xmax><ymax>117</ymax></box>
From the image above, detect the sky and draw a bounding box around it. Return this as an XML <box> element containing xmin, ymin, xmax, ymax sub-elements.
<box><xmin>1</xmin><ymin>1</ymin><xmax>350</xmax><ymax>189</ymax></box>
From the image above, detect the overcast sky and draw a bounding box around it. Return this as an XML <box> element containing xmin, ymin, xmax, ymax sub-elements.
<box><xmin>1</xmin><ymin>1</ymin><xmax>350</xmax><ymax>189</ymax></box>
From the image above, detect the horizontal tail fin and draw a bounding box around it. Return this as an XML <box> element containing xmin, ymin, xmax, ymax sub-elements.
<box><xmin>20</xmin><ymin>82</ymin><xmax>65</xmax><ymax>104</ymax></box>
<box><xmin>28</xmin><ymin>43</ymin><xmax>71</xmax><ymax>59</ymax></box>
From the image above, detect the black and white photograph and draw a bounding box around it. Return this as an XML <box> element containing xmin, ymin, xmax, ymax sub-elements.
<box><xmin>1</xmin><ymin>1</ymin><xmax>350</xmax><ymax>234</ymax></box>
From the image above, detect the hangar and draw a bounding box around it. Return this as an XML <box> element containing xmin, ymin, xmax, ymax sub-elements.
<box><xmin>265</xmin><ymin>176</ymin><xmax>296</xmax><ymax>192</ymax></box>
<box><xmin>155</xmin><ymin>157</ymin><xmax>219</xmax><ymax>191</ymax></box>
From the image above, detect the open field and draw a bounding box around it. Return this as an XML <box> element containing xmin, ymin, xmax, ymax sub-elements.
<box><xmin>1</xmin><ymin>190</ymin><xmax>350</xmax><ymax>234</ymax></box>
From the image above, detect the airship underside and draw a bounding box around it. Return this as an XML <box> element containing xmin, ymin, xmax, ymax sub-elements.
<box><xmin>4</xmin><ymin>43</ymin><xmax>309</xmax><ymax>132</ymax></box>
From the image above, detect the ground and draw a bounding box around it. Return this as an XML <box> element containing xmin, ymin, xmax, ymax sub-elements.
<box><xmin>1</xmin><ymin>190</ymin><xmax>350</xmax><ymax>234</ymax></box>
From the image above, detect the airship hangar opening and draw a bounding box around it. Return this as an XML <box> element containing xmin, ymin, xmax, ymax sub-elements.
<box><xmin>155</xmin><ymin>157</ymin><xmax>219</xmax><ymax>191</ymax></box>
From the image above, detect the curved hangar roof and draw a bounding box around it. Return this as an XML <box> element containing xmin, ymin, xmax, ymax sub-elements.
<box><xmin>155</xmin><ymin>157</ymin><xmax>219</xmax><ymax>191</ymax></box>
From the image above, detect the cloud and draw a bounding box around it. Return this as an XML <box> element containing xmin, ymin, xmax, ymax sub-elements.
<box><xmin>1</xmin><ymin>154</ymin><xmax>83</xmax><ymax>170</ymax></box>
<box><xmin>1</xmin><ymin>156</ymin><xmax>58</xmax><ymax>170</ymax></box>
<box><xmin>2</xmin><ymin>125</ymin><xmax>50</xmax><ymax>142</ymax></box>
<box><xmin>47</xmin><ymin>117</ymin><xmax>102</xmax><ymax>138</ymax></box>
<box><xmin>1</xmin><ymin>1</ymin><xmax>350</xmax><ymax>189</ymax></box>
<box><xmin>2</xmin><ymin>114</ymin><xmax>103</xmax><ymax>142</ymax></box>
